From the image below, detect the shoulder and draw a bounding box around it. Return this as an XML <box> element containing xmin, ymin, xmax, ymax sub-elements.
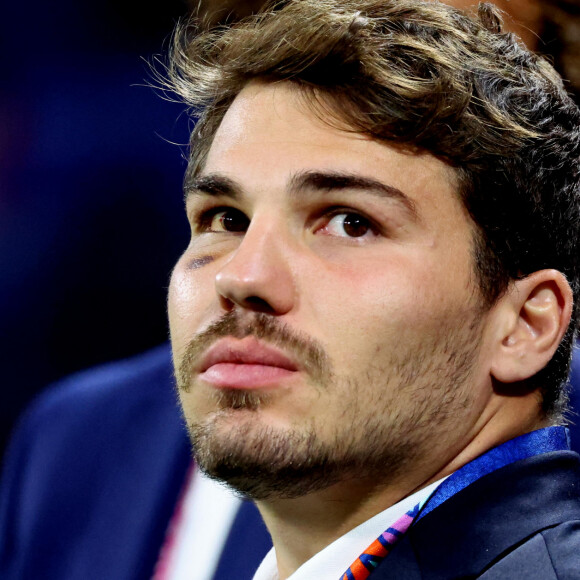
<box><xmin>0</xmin><ymin>343</ymin><xmax>189</xmax><ymax>579</ymax></box>
<box><xmin>1</xmin><ymin>342</ymin><xmax>182</xmax><ymax>481</ymax></box>
<box><xmin>27</xmin><ymin>342</ymin><xmax>173</xmax><ymax>416</ymax></box>
<box><xmin>444</xmin><ymin>452</ymin><xmax>580</xmax><ymax>578</ymax></box>
<box><xmin>479</xmin><ymin>521</ymin><xmax>580</xmax><ymax>579</ymax></box>
<box><xmin>12</xmin><ymin>343</ymin><xmax>175</xmax><ymax>445</ymax></box>
<box><xmin>381</xmin><ymin>451</ymin><xmax>580</xmax><ymax>580</ymax></box>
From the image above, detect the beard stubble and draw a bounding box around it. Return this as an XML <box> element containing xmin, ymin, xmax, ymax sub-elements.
<box><xmin>174</xmin><ymin>309</ymin><xmax>483</xmax><ymax>500</ymax></box>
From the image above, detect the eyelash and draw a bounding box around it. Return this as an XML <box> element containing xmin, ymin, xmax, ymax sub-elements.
<box><xmin>191</xmin><ymin>205</ymin><xmax>381</xmax><ymax>237</ymax></box>
<box><xmin>320</xmin><ymin>207</ymin><xmax>380</xmax><ymax>235</ymax></box>
<box><xmin>194</xmin><ymin>206</ymin><xmax>241</xmax><ymax>232</ymax></box>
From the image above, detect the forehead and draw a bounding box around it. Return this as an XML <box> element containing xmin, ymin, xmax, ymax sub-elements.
<box><xmin>204</xmin><ymin>82</ymin><xmax>430</xmax><ymax>173</ymax></box>
<box><xmin>201</xmin><ymin>82</ymin><xmax>466</xmax><ymax>226</ymax></box>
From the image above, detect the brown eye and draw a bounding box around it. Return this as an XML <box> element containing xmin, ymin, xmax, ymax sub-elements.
<box><xmin>324</xmin><ymin>212</ymin><xmax>373</xmax><ymax>238</ymax></box>
<box><xmin>209</xmin><ymin>209</ymin><xmax>250</xmax><ymax>232</ymax></box>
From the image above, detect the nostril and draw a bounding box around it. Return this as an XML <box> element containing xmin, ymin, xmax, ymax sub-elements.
<box><xmin>244</xmin><ymin>295</ymin><xmax>276</xmax><ymax>314</ymax></box>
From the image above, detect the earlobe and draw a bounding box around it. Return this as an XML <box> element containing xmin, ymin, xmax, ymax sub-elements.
<box><xmin>491</xmin><ymin>270</ymin><xmax>573</xmax><ymax>384</ymax></box>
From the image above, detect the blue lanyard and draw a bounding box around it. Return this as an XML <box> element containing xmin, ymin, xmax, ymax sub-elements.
<box><xmin>418</xmin><ymin>426</ymin><xmax>570</xmax><ymax>520</ymax></box>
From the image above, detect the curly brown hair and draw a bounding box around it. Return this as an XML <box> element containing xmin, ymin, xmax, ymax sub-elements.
<box><xmin>165</xmin><ymin>0</ymin><xmax>580</xmax><ymax>418</ymax></box>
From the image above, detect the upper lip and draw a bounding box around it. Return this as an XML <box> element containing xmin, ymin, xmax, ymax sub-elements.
<box><xmin>198</xmin><ymin>337</ymin><xmax>299</xmax><ymax>373</ymax></box>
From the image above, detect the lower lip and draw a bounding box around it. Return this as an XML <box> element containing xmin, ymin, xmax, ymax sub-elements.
<box><xmin>199</xmin><ymin>363</ymin><xmax>296</xmax><ymax>389</ymax></box>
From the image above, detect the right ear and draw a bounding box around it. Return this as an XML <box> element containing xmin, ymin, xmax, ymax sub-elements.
<box><xmin>489</xmin><ymin>270</ymin><xmax>572</xmax><ymax>385</ymax></box>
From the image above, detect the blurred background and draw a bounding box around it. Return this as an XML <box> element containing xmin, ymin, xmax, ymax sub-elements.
<box><xmin>1</xmin><ymin>0</ymin><xmax>579</xmax><ymax>461</ymax></box>
<box><xmin>0</xmin><ymin>0</ymin><xmax>281</xmax><ymax>463</ymax></box>
<box><xmin>0</xmin><ymin>0</ymin><xmax>187</xmax><ymax>460</ymax></box>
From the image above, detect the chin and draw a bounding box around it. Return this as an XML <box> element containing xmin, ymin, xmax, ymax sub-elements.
<box><xmin>185</xmin><ymin>410</ymin><xmax>414</xmax><ymax>501</ymax></box>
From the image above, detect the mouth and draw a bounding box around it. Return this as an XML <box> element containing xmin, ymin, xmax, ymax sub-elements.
<box><xmin>197</xmin><ymin>336</ymin><xmax>299</xmax><ymax>389</ymax></box>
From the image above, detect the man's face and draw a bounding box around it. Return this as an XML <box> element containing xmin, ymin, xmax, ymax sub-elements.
<box><xmin>169</xmin><ymin>82</ymin><xmax>496</xmax><ymax>499</ymax></box>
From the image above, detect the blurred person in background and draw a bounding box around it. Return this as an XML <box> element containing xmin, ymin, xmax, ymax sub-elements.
<box><xmin>1</xmin><ymin>0</ymin><xmax>580</xmax><ymax>579</ymax></box>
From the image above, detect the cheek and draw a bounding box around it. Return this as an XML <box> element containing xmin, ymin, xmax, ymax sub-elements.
<box><xmin>168</xmin><ymin>259</ymin><xmax>216</xmax><ymax>354</ymax></box>
<box><xmin>304</xmin><ymin>256</ymin><xmax>463</xmax><ymax>363</ymax></box>
<box><xmin>312</xmin><ymin>254</ymin><xmax>438</xmax><ymax>320</ymax></box>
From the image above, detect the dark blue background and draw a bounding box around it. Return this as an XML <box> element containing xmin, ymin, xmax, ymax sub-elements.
<box><xmin>0</xmin><ymin>0</ymin><xmax>192</xmax><ymax>457</ymax></box>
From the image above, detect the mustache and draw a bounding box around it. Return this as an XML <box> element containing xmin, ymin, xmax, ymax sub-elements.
<box><xmin>175</xmin><ymin>311</ymin><xmax>332</xmax><ymax>392</ymax></box>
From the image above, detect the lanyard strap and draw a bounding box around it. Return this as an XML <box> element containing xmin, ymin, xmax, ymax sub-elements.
<box><xmin>340</xmin><ymin>503</ymin><xmax>420</xmax><ymax>580</ymax></box>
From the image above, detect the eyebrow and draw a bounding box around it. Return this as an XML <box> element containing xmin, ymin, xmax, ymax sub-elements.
<box><xmin>185</xmin><ymin>174</ymin><xmax>240</xmax><ymax>201</ymax></box>
<box><xmin>186</xmin><ymin>170</ymin><xmax>417</xmax><ymax>217</ymax></box>
<box><xmin>289</xmin><ymin>170</ymin><xmax>417</xmax><ymax>217</ymax></box>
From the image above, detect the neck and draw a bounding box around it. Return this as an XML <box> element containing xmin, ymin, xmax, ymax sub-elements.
<box><xmin>257</xmin><ymin>477</ymin><xmax>415</xmax><ymax>580</ymax></box>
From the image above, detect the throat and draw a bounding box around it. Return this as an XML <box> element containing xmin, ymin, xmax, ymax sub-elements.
<box><xmin>255</xmin><ymin>477</ymin><xmax>414</xmax><ymax>579</ymax></box>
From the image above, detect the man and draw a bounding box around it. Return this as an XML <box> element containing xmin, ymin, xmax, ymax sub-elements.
<box><xmin>166</xmin><ymin>0</ymin><xmax>580</xmax><ymax>578</ymax></box>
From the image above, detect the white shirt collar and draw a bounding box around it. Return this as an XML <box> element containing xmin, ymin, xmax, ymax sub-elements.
<box><xmin>252</xmin><ymin>478</ymin><xmax>446</xmax><ymax>580</ymax></box>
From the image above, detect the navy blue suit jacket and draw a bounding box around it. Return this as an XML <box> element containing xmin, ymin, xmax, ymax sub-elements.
<box><xmin>0</xmin><ymin>344</ymin><xmax>272</xmax><ymax>579</ymax></box>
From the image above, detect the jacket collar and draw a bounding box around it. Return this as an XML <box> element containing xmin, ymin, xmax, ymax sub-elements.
<box><xmin>373</xmin><ymin>451</ymin><xmax>580</xmax><ymax>579</ymax></box>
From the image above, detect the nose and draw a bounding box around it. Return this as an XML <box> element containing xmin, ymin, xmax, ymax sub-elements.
<box><xmin>215</xmin><ymin>219</ymin><xmax>296</xmax><ymax>315</ymax></box>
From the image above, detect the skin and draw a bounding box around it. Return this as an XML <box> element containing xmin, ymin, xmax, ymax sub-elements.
<box><xmin>168</xmin><ymin>82</ymin><xmax>568</xmax><ymax>578</ymax></box>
